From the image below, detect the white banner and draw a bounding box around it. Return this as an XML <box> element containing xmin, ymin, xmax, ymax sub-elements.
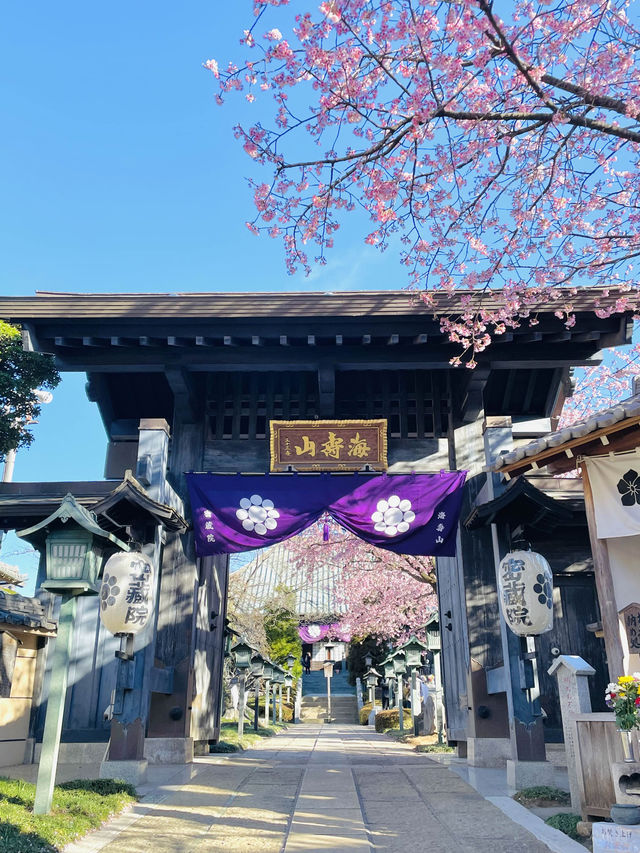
<box><xmin>585</xmin><ymin>453</ymin><xmax>640</xmax><ymax>539</ymax></box>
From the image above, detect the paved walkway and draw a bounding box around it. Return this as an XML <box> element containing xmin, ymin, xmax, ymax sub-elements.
<box><xmin>59</xmin><ymin>724</ymin><xmax>581</xmax><ymax>853</ymax></box>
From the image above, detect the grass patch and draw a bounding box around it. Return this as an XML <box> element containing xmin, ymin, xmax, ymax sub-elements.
<box><xmin>415</xmin><ymin>744</ymin><xmax>455</xmax><ymax>753</ymax></box>
<box><xmin>514</xmin><ymin>786</ymin><xmax>571</xmax><ymax>807</ymax></box>
<box><xmin>544</xmin><ymin>812</ymin><xmax>581</xmax><ymax>840</ymax></box>
<box><xmin>0</xmin><ymin>776</ymin><xmax>137</xmax><ymax>853</ymax></box>
<box><xmin>212</xmin><ymin>721</ymin><xmax>287</xmax><ymax>752</ymax></box>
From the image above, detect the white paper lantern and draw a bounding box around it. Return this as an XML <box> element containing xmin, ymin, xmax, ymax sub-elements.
<box><xmin>99</xmin><ymin>551</ymin><xmax>155</xmax><ymax>636</ymax></box>
<box><xmin>498</xmin><ymin>549</ymin><xmax>553</xmax><ymax>636</ymax></box>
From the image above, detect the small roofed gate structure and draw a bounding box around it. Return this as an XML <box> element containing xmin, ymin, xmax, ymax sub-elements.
<box><xmin>0</xmin><ymin>288</ymin><xmax>631</xmax><ymax>768</ymax></box>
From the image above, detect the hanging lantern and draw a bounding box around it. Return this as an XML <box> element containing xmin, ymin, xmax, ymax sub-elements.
<box><xmin>99</xmin><ymin>551</ymin><xmax>155</xmax><ymax>636</ymax></box>
<box><xmin>498</xmin><ymin>549</ymin><xmax>553</xmax><ymax>636</ymax></box>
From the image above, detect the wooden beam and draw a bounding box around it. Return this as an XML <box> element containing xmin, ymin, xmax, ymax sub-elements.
<box><xmin>573</xmin><ymin>331</ymin><xmax>601</xmax><ymax>343</ymax></box>
<box><xmin>582</xmin><ymin>466</ymin><xmax>624</xmax><ymax>681</ymax></box>
<box><xmin>318</xmin><ymin>364</ymin><xmax>335</xmax><ymax>417</ymax></box>
<box><xmin>165</xmin><ymin>367</ymin><xmax>198</xmax><ymax>423</ymax></box>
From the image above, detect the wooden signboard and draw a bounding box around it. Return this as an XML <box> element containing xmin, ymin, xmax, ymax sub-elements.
<box><xmin>620</xmin><ymin>603</ymin><xmax>640</xmax><ymax>653</ymax></box>
<box><xmin>270</xmin><ymin>419</ymin><xmax>387</xmax><ymax>472</ymax></box>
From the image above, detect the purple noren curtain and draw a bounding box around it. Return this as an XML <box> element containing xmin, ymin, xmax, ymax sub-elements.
<box><xmin>186</xmin><ymin>472</ymin><xmax>466</xmax><ymax>557</ymax></box>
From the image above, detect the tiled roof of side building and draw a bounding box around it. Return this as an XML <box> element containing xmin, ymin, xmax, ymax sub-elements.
<box><xmin>492</xmin><ymin>396</ymin><xmax>640</xmax><ymax>472</ymax></box>
<box><xmin>0</xmin><ymin>590</ymin><xmax>56</xmax><ymax>632</ymax></box>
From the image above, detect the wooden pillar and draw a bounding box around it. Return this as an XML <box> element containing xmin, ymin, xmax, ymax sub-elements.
<box><xmin>581</xmin><ymin>465</ymin><xmax>624</xmax><ymax>681</ymax></box>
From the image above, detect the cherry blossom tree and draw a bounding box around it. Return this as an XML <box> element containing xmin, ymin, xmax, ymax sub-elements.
<box><xmin>336</xmin><ymin>560</ymin><xmax>437</xmax><ymax>641</ymax></box>
<box><xmin>286</xmin><ymin>518</ymin><xmax>437</xmax><ymax>640</ymax></box>
<box><xmin>560</xmin><ymin>345</ymin><xmax>640</xmax><ymax>427</ymax></box>
<box><xmin>209</xmin><ymin>0</ymin><xmax>640</xmax><ymax>361</ymax></box>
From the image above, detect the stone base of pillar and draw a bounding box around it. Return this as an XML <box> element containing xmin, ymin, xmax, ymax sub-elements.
<box><xmin>467</xmin><ymin>736</ymin><xmax>511</xmax><ymax>767</ymax></box>
<box><xmin>99</xmin><ymin>758</ymin><xmax>148</xmax><ymax>786</ymax></box>
<box><xmin>143</xmin><ymin>736</ymin><xmax>194</xmax><ymax>764</ymax></box>
<box><xmin>506</xmin><ymin>759</ymin><xmax>556</xmax><ymax>790</ymax></box>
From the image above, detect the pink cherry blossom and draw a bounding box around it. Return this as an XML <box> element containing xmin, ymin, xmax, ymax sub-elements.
<box><xmin>211</xmin><ymin>0</ymin><xmax>640</xmax><ymax>359</ymax></box>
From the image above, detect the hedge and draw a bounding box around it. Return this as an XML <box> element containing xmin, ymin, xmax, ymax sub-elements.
<box><xmin>374</xmin><ymin>709</ymin><xmax>412</xmax><ymax>732</ymax></box>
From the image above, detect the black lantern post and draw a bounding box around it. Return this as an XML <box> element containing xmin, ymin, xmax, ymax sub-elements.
<box><xmin>390</xmin><ymin>649</ymin><xmax>407</xmax><ymax>732</ymax></box>
<box><xmin>262</xmin><ymin>659</ymin><xmax>274</xmax><ymax>727</ymax></box>
<box><xmin>381</xmin><ymin>657</ymin><xmax>396</xmax><ymax>708</ymax></box>
<box><xmin>364</xmin><ymin>667</ymin><xmax>382</xmax><ymax>722</ymax></box>
<box><xmin>231</xmin><ymin>639</ymin><xmax>253</xmax><ymax>739</ymax></box>
<box><xmin>285</xmin><ymin>652</ymin><xmax>296</xmax><ymax>706</ymax></box>
<box><xmin>399</xmin><ymin>635</ymin><xmax>429</xmax><ymax>735</ymax></box>
<box><xmin>271</xmin><ymin>665</ymin><xmax>285</xmax><ymax>724</ymax></box>
<box><xmin>250</xmin><ymin>652</ymin><xmax>264</xmax><ymax>732</ymax></box>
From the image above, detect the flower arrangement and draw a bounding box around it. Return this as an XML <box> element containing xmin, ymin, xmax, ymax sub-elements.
<box><xmin>606</xmin><ymin>674</ymin><xmax>640</xmax><ymax>731</ymax></box>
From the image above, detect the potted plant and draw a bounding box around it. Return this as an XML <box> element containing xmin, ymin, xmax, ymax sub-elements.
<box><xmin>605</xmin><ymin>674</ymin><xmax>640</xmax><ymax>826</ymax></box>
<box><xmin>605</xmin><ymin>674</ymin><xmax>640</xmax><ymax>761</ymax></box>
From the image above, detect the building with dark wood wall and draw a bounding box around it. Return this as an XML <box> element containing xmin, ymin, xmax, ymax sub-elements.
<box><xmin>0</xmin><ymin>288</ymin><xmax>631</xmax><ymax>766</ymax></box>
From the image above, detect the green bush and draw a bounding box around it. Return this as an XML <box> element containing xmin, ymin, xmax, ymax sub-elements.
<box><xmin>374</xmin><ymin>709</ymin><xmax>412</xmax><ymax>732</ymax></box>
<box><xmin>415</xmin><ymin>744</ymin><xmax>455</xmax><ymax>753</ymax></box>
<box><xmin>359</xmin><ymin>703</ymin><xmax>373</xmax><ymax>725</ymax></box>
<box><xmin>514</xmin><ymin>786</ymin><xmax>571</xmax><ymax>806</ymax></box>
<box><xmin>544</xmin><ymin>813</ymin><xmax>580</xmax><ymax>840</ymax></box>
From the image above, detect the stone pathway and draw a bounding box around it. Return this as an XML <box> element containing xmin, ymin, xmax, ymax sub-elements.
<box><xmin>64</xmin><ymin>724</ymin><xmax>569</xmax><ymax>853</ymax></box>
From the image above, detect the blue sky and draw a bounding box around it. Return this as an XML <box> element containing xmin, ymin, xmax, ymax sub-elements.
<box><xmin>0</xmin><ymin>3</ymin><xmax>404</xmax><ymax>589</ymax></box>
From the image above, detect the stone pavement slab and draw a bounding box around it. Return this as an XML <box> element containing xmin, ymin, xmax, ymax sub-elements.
<box><xmin>1</xmin><ymin>722</ymin><xmax>588</xmax><ymax>853</ymax></box>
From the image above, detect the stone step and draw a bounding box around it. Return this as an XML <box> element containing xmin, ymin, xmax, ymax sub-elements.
<box><xmin>301</xmin><ymin>694</ymin><xmax>358</xmax><ymax>724</ymax></box>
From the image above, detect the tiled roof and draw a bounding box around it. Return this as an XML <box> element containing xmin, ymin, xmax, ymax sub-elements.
<box><xmin>230</xmin><ymin>542</ymin><xmax>347</xmax><ymax>617</ymax></box>
<box><xmin>0</xmin><ymin>286</ymin><xmax>631</xmax><ymax>320</ymax></box>
<box><xmin>493</xmin><ymin>397</ymin><xmax>640</xmax><ymax>472</ymax></box>
<box><xmin>0</xmin><ymin>561</ymin><xmax>25</xmax><ymax>586</ymax></box>
<box><xmin>0</xmin><ymin>590</ymin><xmax>56</xmax><ymax>632</ymax></box>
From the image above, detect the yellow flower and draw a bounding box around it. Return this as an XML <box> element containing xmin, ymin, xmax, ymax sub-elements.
<box><xmin>619</xmin><ymin>676</ymin><xmax>635</xmax><ymax>684</ymax></box>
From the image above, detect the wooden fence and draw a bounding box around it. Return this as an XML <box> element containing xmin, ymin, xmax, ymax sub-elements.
<box><xmin>573</xmin><ymin>712</ymin><xmax>639</xmax><ymax>819</ymax></box>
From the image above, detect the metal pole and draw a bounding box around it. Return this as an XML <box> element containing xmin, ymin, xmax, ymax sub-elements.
<box><xmin>411</xmin><ymin>668</ymin><xmax>419</xmax><ymax>736</ymax></box>
<box><xmin>278</xmin><ymin>684</ymin><xmax>283</xmax><ymax>723</ymax></box>
<box><xmin>397</xmin><ymin>674</ymin><xmax>404</xmax><ymax>733</ymax></box>
<box><xmin>326</xmin><ymin>672</ymin><xmax>332</xmax><ymax>723</ymax></box>
<box><xmin>254</xmin><ymin>680</ymin><xmax>260</xmax><ymax>732</ymax></box>
<box><xmin>264</xmin><ymin>680</ymin><xmax>270</xmax><ymax>727</ymax></box>
<box><xmin>34</xmin><ymin>595</ymin><xmax>76</xmax><ymax>814</ymax></box>
<box><xmin>238</xmin><ymin>674</ymin><xmax>245</xmax><ymax>740</ymax></box>
<box><xmin>272</xmin><ymin>683</ymin><xmax>277</xmax><ymax>725</ymax></box>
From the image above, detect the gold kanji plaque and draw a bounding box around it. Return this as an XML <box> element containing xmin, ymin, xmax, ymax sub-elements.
<box><xmin>269</xmin><ymin>419</ymin><xmax>387</xmax><ymax>472</ymax></box>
